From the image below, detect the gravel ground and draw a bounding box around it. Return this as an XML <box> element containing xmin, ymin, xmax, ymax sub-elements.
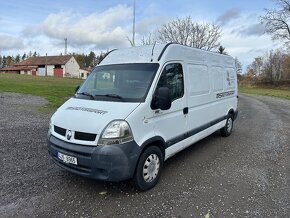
<box><xmin>0</xmin><ymin>92</ymin><xmax>289</xmax><ymax>217</ymax></box>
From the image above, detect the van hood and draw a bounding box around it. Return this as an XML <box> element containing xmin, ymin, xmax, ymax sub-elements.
<box><xmin>51</xmin><ymin>98</ymin><xmax>140</xmax><ymax>134</ymax></box>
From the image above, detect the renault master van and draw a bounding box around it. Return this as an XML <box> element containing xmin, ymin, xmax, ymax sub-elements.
<box><xmin>48</xmin><ymin>43</ymin><xmax>238</xmax><ymax>191</ymax></box>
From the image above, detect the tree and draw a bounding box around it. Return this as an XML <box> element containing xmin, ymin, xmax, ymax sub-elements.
<box><xmin>6</xmin><ymin>56</ymin><xmax>15</xmax><ymax>66</ymax></box>
<box><xmin>0</xmin><ymin>55</ymin><xmax>3</xmax><ymax>68</ymax></box>
<box><xmin>282</xmin><ymin>54</ymin><xmax>290</xmax><ymax>79</ymax></box>
<box><xmin>246</xmin><ymin>57</ymin><xmax>263</xmax><ymax>79</ymax></box>
<box><xmin>88</xmin><ymin>51</ymin><xmax>96</xmax><ymax>67</ymax></box>
<box><xmin>218</xmin><ymin>45</ymin><xmax>227</xmax><ymax>54</ymax></box>
<box><xmin>263</xmin><ymin>49</ymin><xmax>284</xmax><ymax>81</ymax></box>
<box><xmin>74</xmin><ymin>51</ymin><xmax>107</xmax><ymax>68</ymax></box>
<box><xmin>158</xmin><ymin>16</ymin><xmax>222</xmax><ymax>51</ymax></box>
<box><xmin>2</xmin><ymin>56</ymin><xmax>7</xmax><ymax>67</ymax></box>
<box><xmin>22</xmin><ymin>53</ymin><xmax>26</xmax><ymax>61</ymax></box>
<box><xmin>252</xmin><ymin>57</ymin><xmax>263</xmax><ymax>76</ymax></box>
<box><xmin>261</xmin><ymin>0</ymin><xmax>290</xmax><ymax>43</ymax></box>
<box><xmin>140</xmin><ymin>32</ymin><xmax>156</xmax><ymax>45</ymax></box>
<box><xmin>15</xmin><ymin>54</ymin><xmax>20</xmax><ymax>63</ymax></box>
<box><xmin>95</xmin><ymin>52</ymin><xmax>107</xmax><ymax>65</ymax></box>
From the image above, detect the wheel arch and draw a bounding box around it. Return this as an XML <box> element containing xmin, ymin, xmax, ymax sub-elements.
<box><xmin>227</xmin><ymin>107</ymin><xmax>238</xmax><ymax>120</ymax></box>
<box><xmin>227</xmin><ymin>108</ymin><xmax>235</xmax><ymax>118</ymax></box>
<box><xmin>139</xmin><ymin>136</ymin><xmax>166</xmax><ymax>161</ymax></box>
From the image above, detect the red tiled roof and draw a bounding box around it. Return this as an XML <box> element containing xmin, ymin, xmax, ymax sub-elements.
<box><xmin>0</xmin><ymin>66</ymin><xmax>37</xmax><ymax>71</ymax></box>
<box><xmin>15</xmin><ymin>55</ymin><xmax>73</xmax><ymax>66</ymax></box>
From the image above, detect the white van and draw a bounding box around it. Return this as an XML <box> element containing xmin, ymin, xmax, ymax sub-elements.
<box><xmin>48</xmin><ymin>43</ymin><xmax>238</xmax><ymax>191</ymax></box>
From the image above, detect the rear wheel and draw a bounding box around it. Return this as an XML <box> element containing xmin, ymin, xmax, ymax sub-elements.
<box><xmin>220</xmin><ymin>114</ymin><xmax>233</xmax><ymax>137</ymax></box>
<box><xmin>133</xmin><ymin>146</ymin><xmax>163</xmax><ymax>191</ymax></box>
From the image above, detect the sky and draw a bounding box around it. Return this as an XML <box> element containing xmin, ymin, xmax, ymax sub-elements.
<box><xmin>0</xmin><ymin>0</ymin><xmax>283</xmax><ymax>71</ymax></box>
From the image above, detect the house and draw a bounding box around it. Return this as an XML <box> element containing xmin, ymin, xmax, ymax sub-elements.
<box><xmin>79</xmin><ymin>68</ymin><xmax>91</xmax><ymax>80</ymax></box>
<box><xmin>0</xmin><ymin>55</ymin><xmax>80</xmax><ymax>78</ymax></box>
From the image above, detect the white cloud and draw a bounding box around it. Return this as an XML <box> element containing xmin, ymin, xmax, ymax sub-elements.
<box><xmin>217</xmin><ymin>8</ymin><xmax>241</xmax><ymax>26</ymax></box>
<box><xmin>0</xmin><ymin>34</ymin><xmax>24</xmax><ymax>50</ymax></box>
<box><xmin>136</xmin><ymin>16</ymin><xmax>169</xmax><ymax>35</ymax></box>
<box><xmin>22</xmin><ymin>5</ymin><xmax>133</xmax><ymax>50</ymax></box>
<box><xmin>232</xmin><ymin>23</ymin><xmax>265</xmax><ymax>37</ymax></box>
<box><xmin>219</xmin><ymin>12</ymin><xmax>282</xmax><ymax>72</ymax></box>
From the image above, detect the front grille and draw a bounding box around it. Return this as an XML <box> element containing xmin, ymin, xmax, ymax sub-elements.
<box><xmin>53</xmin><ymin>125</ymin><xmax>96</xmax><ymax>142</ymax></box>
<box><xmin>54</xmin><ymin>125</ymin><xmax>66</xmax><ymax>136</ymax></box>
<box><xmin>75</xmin><ymin>131</ymin><xmax>96</xmax><ymax>141</ymax></box>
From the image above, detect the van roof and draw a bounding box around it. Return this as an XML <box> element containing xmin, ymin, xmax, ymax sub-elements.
<box><xmin>99</xmin><ymin>43</ymin><xmax>235</xmax><ymax>67</ymax></box>
<box><xmin>100</xmin><ymin>43</ymin><xmax>167</xmax><ymax>65</ymax></box>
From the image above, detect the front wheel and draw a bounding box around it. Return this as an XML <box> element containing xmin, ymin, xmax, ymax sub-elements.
<box><xmin>220</xmin><ymin>114</ymin><xmax>233</xmax><ymax>137</ymax></box>
<box><xmin>133</xmin><ymin>146</ymin><xmax>163</xmax><ymax>191</ymax></box>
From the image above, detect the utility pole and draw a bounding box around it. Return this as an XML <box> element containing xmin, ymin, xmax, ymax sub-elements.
<box><xmin>132</xmin><ymin>0</ymin><xmax>135</xmax><ymax>46</ymax></box>
<box><xmin>64</xmin><ymin>38</ymin><xmax>67</xmax><ymax>55</ymax></box>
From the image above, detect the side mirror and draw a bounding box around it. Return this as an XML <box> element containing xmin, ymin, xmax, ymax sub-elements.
<box><xmin>151</xmin><ymin>87</ymin><xmax>171</xmax><ymax>110</ymax></box>
<box><xmin>75</xmin><ymin>85</ymin><xmax>80</xmax><ymax>93</ymax></box>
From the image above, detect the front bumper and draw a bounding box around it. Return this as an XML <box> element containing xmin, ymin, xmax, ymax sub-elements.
<box><xmin>47</xmin><ymin>133</ymin><xmax>141</xmax><ymax>181</ymax></box>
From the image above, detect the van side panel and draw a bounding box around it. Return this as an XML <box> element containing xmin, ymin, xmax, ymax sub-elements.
<box><xmin>163</xmin><ymin>46</ymin><xmax>237</xmax><ymax>159</ymax></box>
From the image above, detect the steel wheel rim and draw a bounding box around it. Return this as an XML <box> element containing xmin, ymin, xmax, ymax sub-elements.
<box><xmin>227</xmin><ymin>117</ymin><xmax>233</xmax><ymax>133</ymax></box>
<box><xmin>143</xmin><ymin>154</ymin><xmax>160</xmax><ymax>183</ymax></box>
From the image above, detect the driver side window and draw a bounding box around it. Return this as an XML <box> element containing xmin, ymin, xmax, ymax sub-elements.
<box><xmin>156</xmin><ymin>63</ymin><xmax>184</xmax><ymax>101</ymax></box>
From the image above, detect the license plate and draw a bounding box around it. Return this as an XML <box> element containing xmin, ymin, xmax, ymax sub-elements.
<box><xmin>57</xmin><ymin>152</ymin><xmax>78</xmax><ymax>165</ymax></box>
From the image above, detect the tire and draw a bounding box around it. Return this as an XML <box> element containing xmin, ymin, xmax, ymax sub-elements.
<box><xmin>133</xmin><ymin>146</ymin><xmax>163</xmax><ymax>191</ymax></box>
<box><xmin>220</xmin><ymin>114</ymin><xmax>234</xmax><ymax>137</ymax></box>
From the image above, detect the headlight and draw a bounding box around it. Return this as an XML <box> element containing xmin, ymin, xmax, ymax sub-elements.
<box><xmin>98</xmin><ymin>120</ymin><xmax>133</xmax><ymax>145</ymax></box>
<box><xmin>49</xmin><ymin>120</ymin><xmax>53</xmax><ymax>130</ymax></box>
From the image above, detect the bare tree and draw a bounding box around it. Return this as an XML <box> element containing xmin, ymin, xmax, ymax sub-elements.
<box><xmin>261</xmin><ymin>0</ymin><xmax>290</xmax><ymax>43</ymax></box>
<box><xmin>140</xmin><ymin>32</ymin><xmax>157</xmax><ymax>45</ymax></box>
<box><xmin>252</xmin><ymin>57</ymin><xmax>263</xmax><ymax>76</ymax></box>
<box><xmin>263</xmin><ymin>49</ymin><xmax>284</xmax><ymax>81</ymax></box>
<box><xmin>158</xmin><ymin>16</ymin><xmax>222</xmax><ymax>51</ymax></box>
<box><xmin>246</xmin><ymin>57</ymin><xmax>263</xmax><ymax>79</ymax></box>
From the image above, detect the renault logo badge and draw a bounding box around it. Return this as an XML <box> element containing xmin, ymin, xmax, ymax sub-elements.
<box><xmin>66</xmin><ymin>130</ymin><xmax>72</xmax><ymax>140</ymax></box>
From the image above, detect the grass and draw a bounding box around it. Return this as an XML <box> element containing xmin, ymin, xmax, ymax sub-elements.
<box><xmin>239</xmin><ymin>85</ymin><xmax>290</xmax><ymax>101</ymax></box>
<box><xmin>1</xmin><ymin>74</ymin><xmax>289</xmax><ymax>112</ymax></box>
<box><xmin>0</xmin><ymin>74</ymin><xmax>83</xmax><ymax>111</ymax></box>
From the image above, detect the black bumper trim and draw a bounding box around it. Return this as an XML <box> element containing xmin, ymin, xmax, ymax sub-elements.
<box><xmin>48</xmin><ymin>134</ymin><xmax>141</xmax><ymax>182</ymax></box>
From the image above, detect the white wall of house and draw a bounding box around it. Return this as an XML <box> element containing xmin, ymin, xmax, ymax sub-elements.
<box><xmin>47</xmin><ymin>65</ymin><xmax>54</xmax><ymax>76</ymax></box>
<box><xmin>20</xmin><ymin>70</ymin><xmax>32</xmax><ymax>75</ymax></box>
<box><xmin>62</xmin><ymin>65</ymin><xmax>66</xmax><ymax>77</ymax></box>
<box><xmin>79</xmin><ymin>69</ymin><xmax>90</xmax><ymax>79</ymax></box>
<box><xmin>65</xmin><ymin>57</ymin><xmax>80</xmax><ymax>78</ymax></box>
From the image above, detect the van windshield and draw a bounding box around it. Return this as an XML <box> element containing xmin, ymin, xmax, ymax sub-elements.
<box><xmin>76</xmin><ymin>63</ymin><xmax>159</xmax><ymax>102</ymax></box>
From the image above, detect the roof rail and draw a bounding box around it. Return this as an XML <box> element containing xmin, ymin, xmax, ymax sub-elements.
<box><xmin>157</xmin><ymin>42</ymin><xmax>178</xmax><ymax>61</ymax></box>
<box><xmin>98</xmin><ymin>49</ymin><xmax>118</xmax><ymax>65</ymax></box>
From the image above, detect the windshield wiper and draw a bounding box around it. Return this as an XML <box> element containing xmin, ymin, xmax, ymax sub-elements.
<box><xmin>94</xmin><ymin>94</ymin><xmax>124</xmax><ymax>101</ymax></box>
<box><xmin>76</xmin><ymin>92</ymin><xmax>95</xmax><ymax>100</ymax></box>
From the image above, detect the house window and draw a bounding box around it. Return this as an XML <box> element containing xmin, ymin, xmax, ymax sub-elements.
<box><xmin>55</xmin><ymin>65</ymin><xmax>62</xmax><ymax>69</ymax></box>
<box><xmin>81</xmin><ymin>73</ymin><xmax>84</xmax><ymax>78</ymax></box>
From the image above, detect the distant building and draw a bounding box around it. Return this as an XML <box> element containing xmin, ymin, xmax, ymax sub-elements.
<box><xmin>0</xmin><ymin>55</ymin><xmax>80</xmax><ymax>78</ymax></box>
<box><xmin>79</xmin><ymin>68</ymin><xmax>91</xmax><ymax>80</ymax></box>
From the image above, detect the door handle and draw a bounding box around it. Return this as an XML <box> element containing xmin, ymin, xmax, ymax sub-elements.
<box><xmin>183</xmin><ymin>107</ymin><xmax>188</xmax><ymax>115</ymax></box>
